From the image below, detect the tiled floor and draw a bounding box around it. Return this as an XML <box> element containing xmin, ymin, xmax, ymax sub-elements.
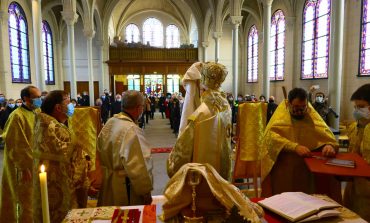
<box><xmin>0</xmin><ymin>112</ymin><xmax>177</xmax><ymax>196</ymax></box>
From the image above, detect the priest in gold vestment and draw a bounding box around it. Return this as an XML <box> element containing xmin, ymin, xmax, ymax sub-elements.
<box><xmin>0</xmin><ymin>86</ymin><xmax>41</xmax><ymax>222</ymax></box>
<box><xmin>33</xmin><ymin>90</ymin><xmax>77</xmax><ymax>223</ymax></box>
<box><xmin>343</xmin><ymin>84</ymin><xmax>370</xmax><ymax>222</ymax></box>
<box><xmin>260</xmin><ymin>88</ymin><xmax>340</xmax><ymax>198</ymax></box>
<box><xmin>167</xmin><ymin>62</ymin><xmax>232</xmax><ymax>180</ymax></box>
<box><xmin>97</xmin><ymin>90</ymin><xmax>153</xmax><ymax>206</ymax></box>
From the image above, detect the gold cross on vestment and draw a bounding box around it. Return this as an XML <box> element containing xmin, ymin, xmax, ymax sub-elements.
<box><xmin>121</xmin><ymin>209</ymin><xmax>130</xmax><ymax>222</ymax></box>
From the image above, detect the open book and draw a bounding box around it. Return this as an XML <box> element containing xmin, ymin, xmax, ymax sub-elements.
<box><xmin>257</xmin><ymin>192</ymin><xmax>341</xmax><ymax>222</ymax></box>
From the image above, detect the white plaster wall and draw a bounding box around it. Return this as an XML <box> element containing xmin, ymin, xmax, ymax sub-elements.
<box><xmin>62</xmin><ymin>19</ymin><xmax>101</xmax><ymax>83</ymax></box>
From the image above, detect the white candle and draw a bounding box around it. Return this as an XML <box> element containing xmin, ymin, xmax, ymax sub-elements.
<box><xmin>39</xmin><ymin>165</ymin><xmax>50</xmax><ymax>223</ymax></box>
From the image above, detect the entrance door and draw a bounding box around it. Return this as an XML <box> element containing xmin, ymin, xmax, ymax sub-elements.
<box><xmin>144</xmin><ymin>74</ymin><xmax>163</xmax><ymax>95</ymax></box>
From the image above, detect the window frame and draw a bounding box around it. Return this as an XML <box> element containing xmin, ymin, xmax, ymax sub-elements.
<box><xmin>8</xmin><ymin>2</ymin><xmax>31</xmax><ymax>83</ymax></box>
<box><xmin>358</xmin><ymin>0</ymin><xmax>370</xmax><ymax>76</ymax></box>
<box><xmin>270</xmin><ymin>9</ymin><xmax>286</xmax><ymax>81</ymax></box>
<box><xmin>125</xmin><ymin>23</ymin><xmax>140</xmax><ymax>43</ymax></box>
<box><xmin>42</xmin><ymin>20</ymin><xmax>55</xmax><ymax>85</ymax></box>
<box><xmin>247</xmin><ymin>25</ymin><xmax>259</xmax><ymax>83</ymax></box>
<box><xmin>166</xmin><ymin>24</ymin><xmax>180</xmax><ymax>48</ymax></box>
<box><xmin>300</xmin><ymin>0</ymin><xmax>331</xmax><ymax>80</ymax></box>
<box><xmin>143</xmin><ymin>17</ymin><xmax>163</xmax><ymax>47</ymax></box>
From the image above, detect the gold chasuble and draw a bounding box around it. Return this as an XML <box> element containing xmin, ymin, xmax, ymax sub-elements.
<box><xmin>161</xmin><ymin>163</ymin><xmax>263</xmax><ymax>222</ymax></box>
<box><xmin>33</xmin><ymin>113</ymin><xmax>74</xmax><ymax>223</ymax></box>
<box><xmin>167</xmin><ymin>90</ymin><xmax>232</xmax><ymax>180</ymax></box>
<box><xmin>260</xmin><ymin>100</ymin><xmax>339</xmax><ymax>197</ymax></box>
<box><xmin>344</xmin><ymin>122</ymin><xmax>370</xmax><ymax>221</ymax></box>
<box><xmin>0</xmin><ymin>106</ymin><xmax>36</xmax><ymax>222</ymax></box>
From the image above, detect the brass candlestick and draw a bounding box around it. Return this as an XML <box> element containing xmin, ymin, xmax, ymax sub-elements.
<box><xmin>183</xmin><ymin>170</ymin><xmax>204</xmax><ymax>223</ymax></box>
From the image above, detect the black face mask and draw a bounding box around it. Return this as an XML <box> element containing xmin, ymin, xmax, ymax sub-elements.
<box><xmin>269</xmin><ymin>99</ymin><xmax>274</xmax><ymax>103</ymax></box>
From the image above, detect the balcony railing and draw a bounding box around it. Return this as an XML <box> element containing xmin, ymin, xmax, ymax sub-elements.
<box><xmin>109</xmin><ymin>47</ymin><xmax>198</xmax><ymax>62</ymax></box>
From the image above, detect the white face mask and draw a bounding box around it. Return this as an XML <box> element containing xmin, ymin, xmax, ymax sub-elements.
<box><xmin>316</xmin><ymin>96</ymin><xmax>324</xmax><ymax>103</ymax></box>
<box><xmin>353</xmin><ymin>106</ymin><xmax>370</xmax><ymax>120</ymax></box>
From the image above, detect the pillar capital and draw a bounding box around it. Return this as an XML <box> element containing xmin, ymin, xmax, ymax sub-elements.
<box><xmin>230</xmin><ymin>16</ymin><xmax>243</xmax><ymax>26</ymax></box>
<box><xmin>201</xmin><ymin>41</ymin><xmax>209</xmax><ymax>48</ymax></box>
<box><xmin>213</xmin><ymin>32</ymin><xmax>223</xmax><ymax>39</ymax></box>
<box><xmin>62</xmin><ymin>11</ymin><xmax>78</xmax><ymax>26</ymax></box>
<box><xmin>83</xmin><ymin>28</ymin><xmax>96</xmax><ymax>39</ymax></box>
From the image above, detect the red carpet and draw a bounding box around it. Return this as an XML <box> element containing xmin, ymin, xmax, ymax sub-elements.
<box><xmin>151</xmin><ymin>147</ymin><xmax>172</xmax><ymax>153</ymax></box>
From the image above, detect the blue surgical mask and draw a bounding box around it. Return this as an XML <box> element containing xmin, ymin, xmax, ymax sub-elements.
<box><xmin>101</xmin><ymin>95</ymin><xmax>106</xmax><ymax>99</ymax></box>
<box><xmin>66</xmin><ymin>103</ymin><xmax>74</xmax><ymax>117</ymax></box>
<box><xmin>16</xmin><ymin>103</ymin><xmax>22</xmax><ymax>107</ymax></box>
<box><xmin>0</xmin><ymin>97</ymin><xmax>4</xmax><ymax>103</ymax></box>
<box><xmin>353</xmin><ymin>107</ymin><xmax>370</xmax><ymax>120</ymax></box>
<box><xmin>8</xmin><ymin>103</ymin><xmax>15</xmax><ymax>108</ymax></box>
<box><xmin>32</xmin><ymin>98</ymin><xmax>42</xmax><ymax>108</ymax></box>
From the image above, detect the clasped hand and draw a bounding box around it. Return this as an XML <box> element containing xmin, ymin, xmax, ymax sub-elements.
<box><xmin>295</xmin><ymin>144</ymin><xmax>336</xmax><ymax>157</ymax></box>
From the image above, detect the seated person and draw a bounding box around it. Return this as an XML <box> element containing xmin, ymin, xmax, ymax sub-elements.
<box><xmin>167</xmin><ymin>62</ymin><xmax>232</xmax><ymax>180</ymax></box>
<box><xmin>260</xmin><ymin>88</ymin><xmax>340</xmax><ymax>199</ymax></box>
<box><xmin>343</xmin><ymin>83</ymin><xmax>370</xmax><ymax>222</ymax></box>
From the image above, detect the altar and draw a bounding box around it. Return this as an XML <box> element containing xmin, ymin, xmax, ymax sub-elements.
<box><xmin>63</xmin><ymin>195</ymin><xmax>366</xmax><ymax>223</ymax></box>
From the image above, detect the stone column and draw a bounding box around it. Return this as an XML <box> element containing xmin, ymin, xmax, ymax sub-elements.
<box><xmin>96</xmin><ymin>40</ymin><xmax>106</xmax><ymax>95</ymax></box>
<box><xmin>262</xmin><ymin>0</ymin><xmax>273</xmax><ymax>98</ymax></box>
<box><xmin>62</xmin><ymin>11</ymin><xmax>78</xmax><ymax>99</ymax></box>
<box><xmin>57</xmin><ymin>40</ymin><xmax>64</xmax><ymax>89</ymax></box>
<box><xmin>213</xmin><ymin>32</ymin><xmax>222</xmax><ymax>63</ymax></box>
<box><xmin>231</xmin><ymin>16</ymin><xmax>243</xmax><ymax>97</ymax></box>
<box><xmin>84</xmin><ymin>28</ymin><xmax>95</xmax><ymax>105</ymax></box>
<box><xmin>0</xmin><ymin>11</ymin><xmax>9</xmax><ymax>93</ymax></box>
<box><xmin>201</xmin><ymin>41</ymin><xmax>209</xmax><ymax>62</ymax></box>
<box><xmin>328</xmin><ymin>0</ymin><xmax>345</xmax><ymax>130</ymax></box>
<box><xmin>32</xmin><ymin>0</ymin><xmax>45</xmax><ymax>91</ymax></box>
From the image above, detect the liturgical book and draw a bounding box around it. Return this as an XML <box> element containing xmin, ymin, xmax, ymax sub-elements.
<box><xmin>257</xmin><ymin>192</ymin><xmax>340</xmax><ymax>222</ymax></box>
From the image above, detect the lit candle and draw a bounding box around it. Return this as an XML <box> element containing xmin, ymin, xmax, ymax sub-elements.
<box><xmin>39</xmin><ymin>165</ymin><xmax>50</xmax><ymax>223</ymax></box>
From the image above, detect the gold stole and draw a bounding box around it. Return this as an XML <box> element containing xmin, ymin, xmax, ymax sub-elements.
<box><xmin>193</xmin><ymin>114</ymin><xmax>222</xmax><ymax>172</ymax></box>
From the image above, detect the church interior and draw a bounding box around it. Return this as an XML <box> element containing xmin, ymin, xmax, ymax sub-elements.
<box><xmin>0</xmin><ymin>0</ymin><xmax>370</xmax><ymax>222</ymax></box>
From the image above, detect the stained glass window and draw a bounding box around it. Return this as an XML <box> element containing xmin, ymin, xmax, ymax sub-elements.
<box><xmin>301</xmin><ymin>0</ymin><xmax>331</xmax><ymax>79</ymax></box>
<box><xmin>8</xmin><ymin>2</ymin><xmax>31</xmax><ymax>83</ymax></box>
<box><xmin>125</xmin><ymin>23</ymin><xmax>140</xmax><ymax>43</ymax></box>
<box><xmin>166</xmin><ymin>25</ymin><xmax>180</xmax><ymax>48</ymax></box>
<box><xmin>143</xmin><ymin>18</ymin><xmax>163</xmax><ymax>47</ymax></box>
<box><xmin>360</xmin><ymin>0</ymin><xmax>370</xmax><ymax>75</ymax></box>
<box><xmin>127</xmin><ymin>74</ymin><xmax>140</xmax><ymax>91</ymax></box>
<box><xmin>270</xmin><ymin>10</ymin><xmax>286</xmax><ymax>81</ymax></box>
<box><xmin>42</xmin><ymin>21</ymin><xmax>55</xmax><ymax>85</ymax></box>
<box><xmin>247</xmin><ymin>25</ymin><xmax>258</xmax><ymax>83</ymax></box>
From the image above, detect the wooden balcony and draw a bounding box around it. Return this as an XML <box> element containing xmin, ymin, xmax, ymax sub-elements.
<box><xmin>108</xmin><ymin>47</ymin><xmax>198</xmax><ymax>62</ymax></box>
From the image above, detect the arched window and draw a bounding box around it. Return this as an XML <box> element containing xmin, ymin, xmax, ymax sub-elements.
<box><xmin>8</xmin><ymin>2</ymin><xmax>31</xmax><ymax>83</ymax></box>
<box><xmin>42</xmin><ymin>21</ymin><xmax>55</xmax><ymax>85</ymax></box>
<box><xmin>301</xmin><ymin>0</ymin><xmax>331</xmax><ymax>79</ymax></box>
<box><xmin>359</xmin><ymin>0</ymin><xmax>370</xmax><ymax>76</ymax></box>
<box><xmin>247</xmin><ymin>25</ymin><xmax>258</xmax><ymax>83</ymax></box>
<box><xmin>270</xmin><ymin>10</ymin><xmax>286</xmax><ymax>81</ymax></box>
<box><xmin>143</xmin><ymin>18</ymin><xmax>163</xmax><ymax>47</ymax></box>
<box><xmin>166</xmin><ymin>25</ymin><xmax>180</xmax><ymax>48</ymax></box>
<box><xmin>125</xmin><ymin>23</ymin><xmax>140</xmax><ymax>43</ymax></box>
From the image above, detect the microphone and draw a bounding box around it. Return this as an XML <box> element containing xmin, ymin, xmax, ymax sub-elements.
<box><xmin>328</xmin><ymin>107</ymin><xmax>339</xmax><ymax>118</ymax></box>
